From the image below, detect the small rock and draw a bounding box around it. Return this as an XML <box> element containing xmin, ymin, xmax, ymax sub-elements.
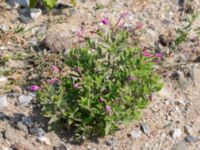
<box><xmin>53</xmin><ymin>143</ymin><xmax>71</xmax><ymax>150</ymax></box>
<box><xmin>42</xmin><ymin>31</ymin><xmax>72</xmax><ymax>52</ymax></box>
<box><xmin>170</xmin><ymin>128</ymin><xmax>182</xmax><ymax>139</ymax></box>
<box><xmin>30</xmin><ymin>8</ymin><xmax>42</xmax><ymax>20</ymax></box>
<box><xmin>0</xmin><ymin>112</ymin><xmax>6</xmax><ymax>120</ymax></box>
<box><xmin>87</xmin><ymin>146</ymin><xmax>97</xmax><ymax>150</ymax></box>
<box><xmin>4</xmin><ymin>126</ymin><xmax>16</xmax><ymax>141</ymax></box>
<box><xmin>29</xmin><ymin>127</ymin><xmax>45</xmax><ymax>137</ymax></box>
<box><xmin>16</xmin><ymin>121</ymin><xmax>28</xmax><ymax>132</ymax></box>
<box><xmin>18</xmin><ymin>15</ymin><xmax>33</xmax><ymax>24</ymax></box>
<box><xmin>16</xmin><ymin>0</ymin><xmax>30</xmax><ymax>7</ymax></box>
<box><xmin>128</xmin><ymin>130</ymin><xmax>142</xmax><ymax>139</ymax></box>
<box><xmin>106</xmin><ymin>138</ymin><xmax>115</xmax><ymax>146</ymax></box>
<box><xmin>22</xmin><ymin>116</ymin><xmax>33</xmax><ymax>127</ymax></box>
<box><xmin>0</xmin><ymin>77</ymin><xmax>8</xmax><ymax>88</ymax></box>
<box><xmin>18</xmin><ymin>94</ymin><xmax>33</xmax><ymax>106</ymax></box>
<box><xmin>185</xmin><ymin>135</ymin><xmax>198</xmax><ymax>143</ymax></box>
<box><xmin>171</xmin><ymin>141</ymin><xmax>187</xmax><ymax>150</ymax></box>
<box><xmin>37</xmin><ymin>136</ymin><xmax>51</xmax><ymax>145</ymax></box>
<box><xmin>0</xmin><ymin>95</ymin><xmax>8</xmax><ymax>108</ymax></box>
<box><xmin>0</xmin><ymin>24</ymin><xmax>9</xmax><ymax>32</ymax></box>
<box><xmin>140</xmin><ymin>123</ymin><xmax>150</xmax><ymax>135</ymax></box>
<box><xmin>184</xmin><ymin>125</ymin><xmax>194</xmax><ymax>135</ymax></box>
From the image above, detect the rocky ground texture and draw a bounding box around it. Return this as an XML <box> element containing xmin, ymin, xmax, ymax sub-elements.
<box><xmin>1</xmin><ymin>0</ymin><xmax>200</xmax><ymax>149</ymax></box>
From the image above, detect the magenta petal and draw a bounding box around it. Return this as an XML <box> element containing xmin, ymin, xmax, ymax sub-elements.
<box><xmin>101</xmin><ymin>17</ymin><xmax>109</xmax><ymax>25</ymax></box>
<box><xmin>143</xmin><ymin>50</ymin><xmax>153</xmax><ymax>58</ymax></box>
<box><xmin>105</xmin><ymin>105</ymin><xmax>112</xmax><ymax>114</ymax></box>
<box><xmin>30</xmin><ymin>85</ymin><xmax>40</xmax><ymax>91</ymax></box>
<box><xmin>155</xmin><ymin>53</ymin><xmax>162</xmax><ymax>58</ymax></box>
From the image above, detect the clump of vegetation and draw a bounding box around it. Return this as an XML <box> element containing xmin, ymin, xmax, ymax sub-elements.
<box><xmin>30</xmin><ymin>0</ymin><xmax>76</xmax><ymax>9</ymax></box>
<box><xmin>35</xmin><ymin>16</ymin><xmax>162</xmax><ymax>140</ymax></box>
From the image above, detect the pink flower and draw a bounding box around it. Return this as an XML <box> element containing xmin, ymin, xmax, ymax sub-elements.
<box><xmin>48</xmin><ymin>78</ymin><xmax>59</xmax><ymax>84</ymax></box>
<box><xmin>98</xmin><ymin>97</ymin><xmax>104</xmax><ymax>103</ymax></box>
<box><xmin>73</xmin><ymin>83</ymin><xmax>80</xmax><ymax>89</ymax></box>
<box><xmin>155</xmin><ymin>53</ymin><xmax>162</xmax><ymax>58</ymax></box>
<box><xmin>51</xmin><ymin>65</ymin><xmax>59</xmax><ymax>73</ymax></box>
<box><xmin>75</xmin><ymin>67</ymin><xmax>81</xmax><ymax>73</ymax></box>
<box><xmin>29</xmin><ymin>85</ymin><xmax>40</xmax><ymax>91</ymax></box>
<box><xmin>143</xmin><ymin>50</ymin><xmax>153</xmax><ymax>58</ymax></box>
<box><xmin>101</xmin><ymin>17</ymin><xmax>109</xmax><ymax>25</ymax></box>
<box><xmin>127</xmin><ymin>76</ymin><xmax>137</xmax><ymax>81</ymax></box>
<box><xmin>105</xmin><ymin>105</ymin><xmax>112</xmax><ymax>115</ymax></box>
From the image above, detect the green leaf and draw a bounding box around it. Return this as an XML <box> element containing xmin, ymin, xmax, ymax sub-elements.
<box><xmin>43</xmin><ymin>0</ymin><xmax>57</xmax><ymax>9</ymax></box>
<box><xmin>70</xmin><ymin>0</ymin><xmax>76</xmax><ymax>6</ymax></box>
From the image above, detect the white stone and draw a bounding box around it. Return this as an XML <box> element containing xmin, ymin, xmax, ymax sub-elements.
<box><xmin>37</xmin><ymin>136</ymin><xmax>51</xmax><ymax>145</ymax></box>
<box><xmin>170</xmin><ymin>129</ymin><xmax>182</xmax><ymax>139</ymax></box>
<box><xmin>0</xmin><ymin>95</ymin><xmax>8</xmax><ymax>108</ymax></box>
<box><xmin>30</xmin><ymin>8</ymin><xmax>42</xmax><ymax>20</ymax></box>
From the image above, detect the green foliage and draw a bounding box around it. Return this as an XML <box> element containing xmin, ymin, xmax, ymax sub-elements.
<box><xmin>43</xmin><ymin>0</ymin><xmax>57</xmax><ymax>9</ymax></box>
<box><xmin>36</xmin><ymin>25</ymin><xmax>162</xmax><ymax>140</ymax></box>
<box><xmin>30</xmin><ymin>0</ymin><xmax>76</xmax><ymax>9</ymax></box>
<box><xmin>175</xmin><ymin>12</ymin><xmax>199</xmax><ymax>46</ymax></box>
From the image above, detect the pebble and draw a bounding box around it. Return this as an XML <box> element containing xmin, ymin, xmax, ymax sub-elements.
<box><xmin>171</xmin><ymin>141</ymin><xmax>187</xmax><ymax>150</ymax></box>
<box><xmin>30</xmin><ymin>8</ymin><xmax>42</xmax><ymax>20</ymax></box>
<box><xmin>87</xmin><ymin>146</ymin><xmax>97</xmax><ymax>150</ymax></box>
<box><xmin>22</xmin><ymin>116</ymin><xmax>33</xmax><ymax>127</ymax></box>
<box><xmin>0</xmin><ymin>24</ymin><xmax>9</xmax><ymax>32</ymax></box>
<box><xmin>106</xmin><ymin>138</ymin><xmax>115</xmax><ymax>146</ymax></box>
<box><xmin>4</xmin><ymin>126</ymin><xmax>16</xmax><ymax>141</ymax></box>
<box><xmin>37</xmin><ymin>136</ymin><xmax>51</xmax><ymax>145</ymax></box>
<box><xmin>184</xmin><ymin>125</ymin><xmax>194</xmax><ymax>135</ymax></box>
<box><xmin>16</xmin><ymin>121</ymin><xmax>28</xmax><ymax>132</ymax></box>
<box><xmin>140</xmin><ymin>123</ymin><xmax>150</xmax><ymax>135</ymax></box>
<box><xmin>18</xmin><ymin>94</ymin><xmax>33</xmax><ymax>106</ymax></box>
<box><xmin>53</xmin><ymin>143</ymin><xmax>71</xmax><ymax>150</ymax></box>
<box><xmin>128</xmin><ymin>130</ymin><xmax>142</xmax><ymax>139</ymax></box>
<box><xmin>0</xmin><ymin>95</ymin><xmax>8</xmax><ymax>108</ymax></box>
<box><xmin>185</xmin><ymin>135</ymin><xmax>198</xmax><ymax>143</ymax></box>
<box><xmin>18</xmin><ymin>15</ymin><xmax>33</xmax><ymax>24</ymax></box>
<box><xmin>170</xmin><ymin>128</ymin><xmax>182</xmax><ymax>139</ymax></box>
<box><xmin>16</xmin><ymin>0</ymin><xmax>30</xmax><ymax>7</ymax></box>
<box><xmin>42</xmin><ymin>31</ymin><xmax>72</xmax><ymax>52</ymax></box>
<box><xmin>29</xmin><ymin>127</ymin><xmax>45</xmax><ymax>137</ymax></box>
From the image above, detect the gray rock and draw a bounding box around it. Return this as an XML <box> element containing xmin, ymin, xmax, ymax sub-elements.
<box><xmin>18</xmin><ymin>15</ymin><xmax>33</xmax><ymax>24</ymax></box>
<box><xmin>16</xmin><ymin>121</ymin><xmax>28</xmax><ymax>132</ymax></box>
<box><xmin>0</xmin><ymin>112</ymin><xmax>6</xmax><ymax>120</ymax></box>
<box><xmin>17</xmin><ymin>0</ymin><xmax>30</xmax><ymax>6</ymax></box>
<box><xmin>128</xmin><ymin>130</ymin><xmax>142</xmax><ymax>139</ymax></box>
<box><xmin>87</xmin><ymin>146</ymin><xmax>97</xmax><ymax>150</ymax></box>
<box><xmin>4</xmin><ymin>126</ymin><xmax>16</xmax><ymax>141</ymax></box>
<box><xmin>18</xmin><ymin>94</ymin><xmax>33</xmax><ymax>106</ymax></box>
<box><xmin>184</xmin><ymin>125</ymin><xmax>194</xmax><ymax>135</ymax></box>
<box><xmin>42</xmin><ymin>31</ymin><xmax>72</xmax><ymax>52</ymax></box>
<box><xmin>0</xmin><ymin>24</ymin><xmax>9</xmax><ymax>32</ymax></box>
<box><xmin>171</xmin><ymin>141</ymin><xmax>187</xmax><ymax>150</ymax></box>
<box><xmin>29</xmin><ymin>127</ymin><xmax>45</xmax><ymax>137</ymax></box>
<box><xmin>185</xmin><ymin>135</ymin><xmax>198</xmax><ymax>143</ymax></box>
<box><xmin>22</xmin><ymin>116</ymin><xmax>33</xmax><ymax>127</ymax></box>
<box><xmin>30</xmin><ymin>8</ymin><xmax>42</xmax><ymax>20</ymax></box>
<box><xmin>0</xmin><ymin>95</ymin><xmax>8</xmax><ymax>108</ymax></box>
<box><xmin>170</xmin><ymin>128</ymin><xmax>182</xmax><ymax>139</ymax></box>
<box><xmin>140</xmin><ymin>123</ymin><xmax>150</xmax><ymax>134</ymax></box>
<box><xmin>53</xmin><ymin>143</ymin><xmax>70</xmax><ymax>150</ymax></box>
<box><xmin>37</xmin><ymin>136</ymin><xmax>51</xmax><ymax>145</ymax></box>
<box><xmin>106</xmin><ymin>138</ymin><xmax>115</xmax><ymax>146</ymax></box>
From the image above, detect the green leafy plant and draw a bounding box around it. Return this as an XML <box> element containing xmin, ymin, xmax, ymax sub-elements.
<box><xmin>30</xmin><ymin>0</ymin><xmax>76</xmax><ymax>9</ymax></box>
<box><xmin>175</xmin><ymin>12</ymin><xmax>198</xmax><ymax>46</ymax></box>
<box><xmin>36</xmin><ymin>18</ymin><xmax>162</xmax><ymax>140</ymax></box>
